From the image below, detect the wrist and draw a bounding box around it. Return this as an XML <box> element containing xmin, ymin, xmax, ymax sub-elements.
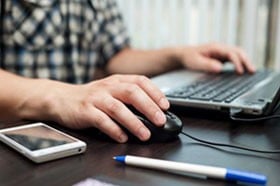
<box><xmin>167</xmin><ymin>47</ymin><xmax>185</xmax><ymax>68</ymax></box>
<box><xmin>157</xmin><ymin>47</ymin><xmax>184</xmax><ymax>72</ymax></box>
<box><xmin>17</xmin><ymin>79</ymin><xmax>64</xmax><ymax>123</ymax></box>
<box><xmin>170</xmin><ymin>45</ymin><xmax>199</xmax><ymax>70</ymax></box>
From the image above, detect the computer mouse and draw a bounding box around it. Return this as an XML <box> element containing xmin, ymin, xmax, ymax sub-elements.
<box><xmin>125</xmin><ymin>106</ymin><xmax>183</xmax><ymax>143</ymax></box>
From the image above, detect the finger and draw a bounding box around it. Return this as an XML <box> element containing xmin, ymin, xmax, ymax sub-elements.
<box><xmin>115</xmin><ymin>75</ymin><xmax>170</xmax><ymax>110</ymax></box>
<box><xmin>111</xmin><ymin>82</ymin><xmax>167</xmax><ymax>126</ymax></box>
<box><xmin>234</xmin><ymin>47</ymin><xmax>256</xmax><ymax>73</ymax></box>
<box><xmin>89</xmin><ymin>107</ymin><xmax>128</xmax><ymax>143</ymax></box>
<box><xmin>196</xmin><ymin>56</ymin><xmax>223</xmax><ymax>73</ymax></box>
<box><xmin>96</xmin><ymin>97</ymin><xmax>151</xmax><ymax>141</ymax></box>
<box><xmin>205</xmin><ymin>44</ymin><xmax>244</xmax><ymax>74</ymax></box>
<box><xmin>226</xmin><ymin>50</ymin><xmax>244</xmax><ymax>74</ymax></box>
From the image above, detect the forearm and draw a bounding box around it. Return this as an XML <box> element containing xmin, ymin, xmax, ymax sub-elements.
<box><xmin>0</xmin><ymin>70</ymin><xmax>63</xmax><ymax>124</ymax></box>
<box><xmin>106</xmin><ymin>48</ymin><xmax>183</xmax><ymax>77</ymax></box>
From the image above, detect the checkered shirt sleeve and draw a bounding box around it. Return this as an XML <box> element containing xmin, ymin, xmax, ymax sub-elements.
<box><xmin>1</xmin><ymin>0</ymin><xmax>130</xmax><ymax>83</ymax></box>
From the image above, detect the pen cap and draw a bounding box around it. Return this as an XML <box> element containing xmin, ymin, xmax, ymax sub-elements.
<box><xmin>225</xmin><ymin>169</ymin><xmax>267</xmax><ymax>185</ymax></box>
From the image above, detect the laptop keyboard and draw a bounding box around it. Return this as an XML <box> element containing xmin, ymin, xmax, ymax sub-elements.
<box><xmin>165</xmin><ymin>70</ymin><xmax>270</xmax><ymax>103</ymax></box>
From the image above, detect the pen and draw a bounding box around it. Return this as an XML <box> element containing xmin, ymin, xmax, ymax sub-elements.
<box><xmin>113</xmin><ymin>155</ymin><xmax>267</xmax><ymax>185</ymax></box>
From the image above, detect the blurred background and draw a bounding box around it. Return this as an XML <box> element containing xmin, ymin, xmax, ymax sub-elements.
<box><xmin>116</xmin><ymin>0</ymin><xmax>280</xmax><ymax>70</ymax></box>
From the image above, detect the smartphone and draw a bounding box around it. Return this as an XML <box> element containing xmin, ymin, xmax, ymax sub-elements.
<box><xmin>0</xmin><ymin>122</ymin><xmax>86</xmax><ymax>163</ymax></box>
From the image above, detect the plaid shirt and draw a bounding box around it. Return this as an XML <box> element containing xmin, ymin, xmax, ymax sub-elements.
<box><xmin>0</xmin><ymin>0</ymin><xmax>129</xmax><ymax>83</ymax></box>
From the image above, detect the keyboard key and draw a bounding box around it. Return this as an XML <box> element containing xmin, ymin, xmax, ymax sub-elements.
<box><xmin>166</xmin><ymin>70</ymin><xmax>270</xmax><ymax>103</ymax></box>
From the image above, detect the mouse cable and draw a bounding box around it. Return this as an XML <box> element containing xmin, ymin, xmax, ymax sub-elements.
<box><xmin>230</xmin><ymin>114</ymin><xmax>280</xmax><ymax>122</ymax></box>
<box><xmin>180</xmin><ymin>131</ymin><xmax>280</xmax><ymax>153</ymax></box>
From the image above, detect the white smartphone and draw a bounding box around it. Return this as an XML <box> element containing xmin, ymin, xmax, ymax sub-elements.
<box><xmin>0</xmin><ymin>122</ymin><xmax>87</xmax><ymax>163</ymax></box>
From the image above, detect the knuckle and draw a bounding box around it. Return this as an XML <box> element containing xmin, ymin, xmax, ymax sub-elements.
<box><xmin>126</xmin><ymin>121</ymin><xmax>142</xmax><ymax>135</ymax></box>
<box><xmin>136</xmin><ymin>75</ymin><xmax>149</xmax><ymax>85</ymax></box>
<box><xmin>107</xmin><ymin>123</ymin><xmax>119</xmax><ymax>133</ymax></box>
<box><xmin>111</xmin><ymin>74</ymin><xmax>121</xmax><ymax>79</ymax></box>
<box><xmin>209</xmin><ymin>42</ymin><xmax>220</xmax><ymax>48</ymax></box>
<box><xmin>114</xmin><ymin>129</ymin><xmax>124</xmax><ymax>138</ymax></box>
<box><xmin>236</xmin><ymin>47</ymin><xmax>244</xmax><ymax>53</ymax></box>
<box><xmin>228</xmin><ymin>53</ymin><xmax>237</xmax><ymax>60</ymax></box>
<box><xmin>125</xmin><ymin>84</ymin><xmax>139</xmax><ymax>97</ymax></box>
<box><xmin>105</xmin><ymin>100</ymin><xmax>121</xmax><ymax>115</ymax></box>
<box><xmin>93</xmin><ymin>115</ymin><xmax>105</xmax><ymax>128</ymax></box>
<box><xmin>157</xmin><ymin>94</ymin><xmax>166</xmax><ymax>102</ymax></box>
<box><xmin>104</xmin><ymin>74</ymin><xmax>120</xmax><ymax>84</ymax></box>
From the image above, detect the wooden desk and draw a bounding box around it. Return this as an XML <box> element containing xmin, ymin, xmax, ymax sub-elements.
<box><xmin>1</xmin><ymin>107</ymin><xmax>280</xmax><ymax>186</ymax></box>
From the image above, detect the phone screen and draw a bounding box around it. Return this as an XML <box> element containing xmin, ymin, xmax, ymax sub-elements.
<box><xmin>2</xmin><ymin>125</ymin><xmax>75</xmax><ymax>151</ymax></box>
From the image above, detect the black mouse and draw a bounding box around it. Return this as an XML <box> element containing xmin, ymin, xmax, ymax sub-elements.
<box><xmin>125</xmin><ymin>106</ymin><xmax>183</xmax><ymax>143</ymax></box>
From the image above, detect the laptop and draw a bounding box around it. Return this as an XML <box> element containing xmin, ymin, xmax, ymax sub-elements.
<box><xmin>151</xmin><ymin>67</ymin><xmax>280</xmax><ymax>117</ymax></box>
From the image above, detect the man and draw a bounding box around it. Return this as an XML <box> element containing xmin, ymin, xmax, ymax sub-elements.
<box><xmin>0</xmin><ymin>0</ymin><xmax>255</xmax><ymax>143</ymax></box>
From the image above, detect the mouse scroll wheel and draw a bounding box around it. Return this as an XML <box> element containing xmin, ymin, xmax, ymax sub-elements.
<box><xmin>165</xmin><ymin>111</ymin><xmax>176</xmax><ymax>119</ymax></box>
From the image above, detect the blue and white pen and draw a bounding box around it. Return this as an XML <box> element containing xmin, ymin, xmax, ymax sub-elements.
<box><xmin>113</xmin><ymin>155</ymin><xmax>267</xmax><ymax>185</ymax></box>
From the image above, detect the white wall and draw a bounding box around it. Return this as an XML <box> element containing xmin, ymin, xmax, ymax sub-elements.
<box><xmin>117</xmin><ymin>0</ymin><xmax>279</xmax><ymax>69</ymax></box>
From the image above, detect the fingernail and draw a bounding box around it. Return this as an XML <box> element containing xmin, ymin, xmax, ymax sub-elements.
<box><xmin>214</xmin><ymin>63</ymin><xmax>223</xmax><ymax>72</ymax></box>
<box><xmin>159</xmin><ymin>98</ymin><xmax>170</xmax><ymax>109</ymax></box>
<box><xmin>251</xmin><ymin>66</ymin><xmax>256</xmax><ymax>72</ymax></box>
<box><xmin>155</xmin><ymin>111</ymin><xmax>166</xmax><ymax>124</ymax></box>
<box><xmin>238</xmin><ymin>68</ymin><xmax>244</xmax><ymax>74</ymax></box>
<box><xmin>139</xmin><ymin>127</ymin><xmax>150</xmax><ymax>140</ymax></box>
<box><xmin>118</xmin><ymin>133</ymin><xmax>128</xmax><ymax>143</ymax></box>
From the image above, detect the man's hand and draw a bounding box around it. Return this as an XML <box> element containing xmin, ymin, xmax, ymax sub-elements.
<box><xmin>0</xmin><ymin>70</ymin><xmax>169</xmax><ymax>143</ymax></box>
<box><xmin>176</xmin><ymin>43</ymin><xmax>256</xmax><ymax>74</ymax></box>
<box><xmin>45</xmin><ymin>75</ymin><xmax>169</xmax><ymax>143</ymax></box>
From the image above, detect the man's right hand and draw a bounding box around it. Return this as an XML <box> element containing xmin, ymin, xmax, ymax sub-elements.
<box><xmin>21</xmin><ymin>74</ymin><xmax>170</xmax><ymax>143</ymax></box>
